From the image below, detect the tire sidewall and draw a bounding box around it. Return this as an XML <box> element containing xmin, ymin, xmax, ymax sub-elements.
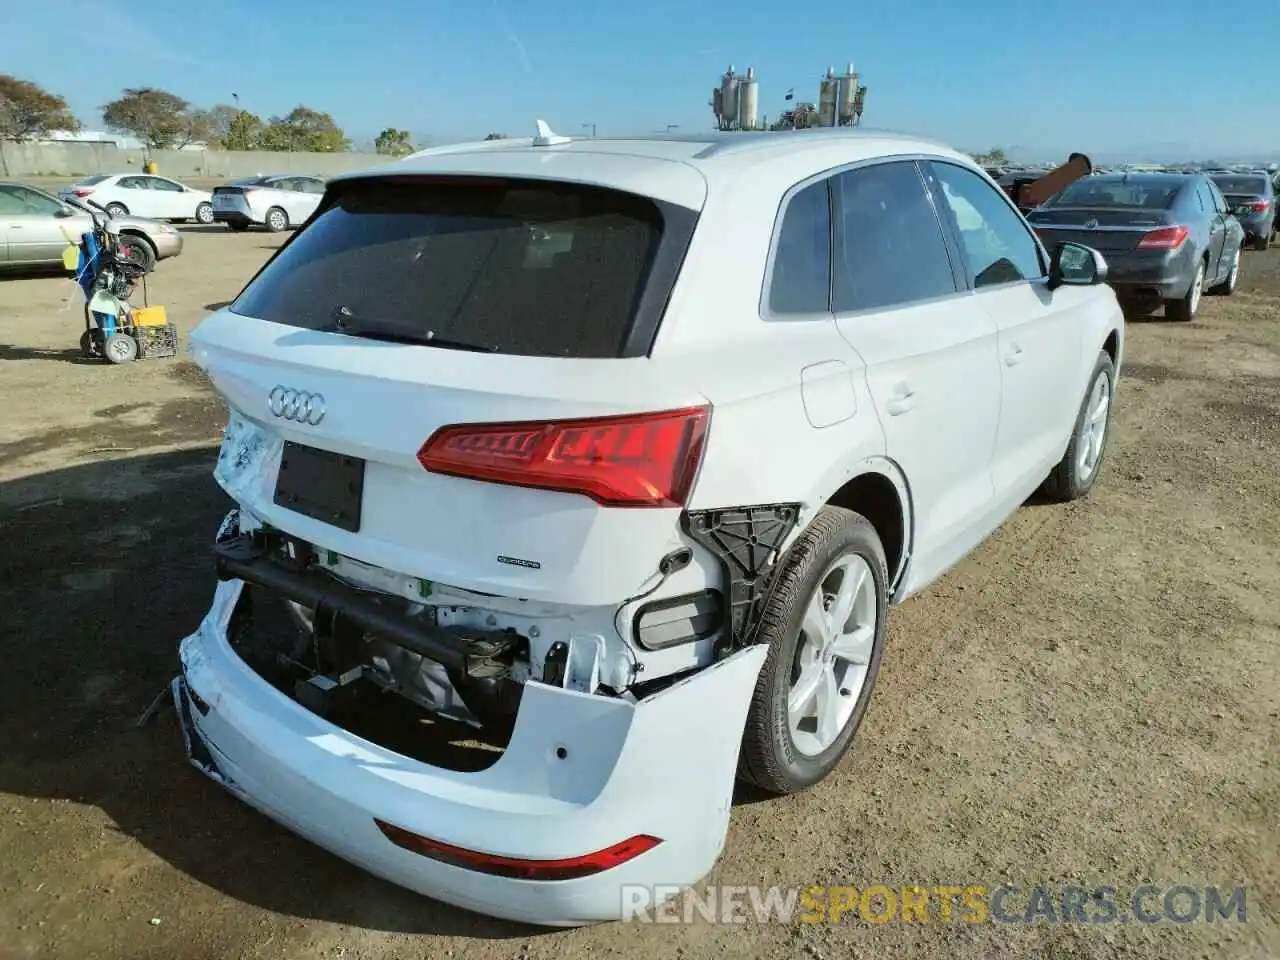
<box><xmin>196</xmin><ymin>202</ymin><xmax>214</xmax><ymax>224</ymax></box>
<box><xmin>753</xmin><ymin>511</ymin><xmax>889</xmax><ymax>790</ymax></box>
<box><xmin>1062</xmin><ymin>352</ymin><xmax>1116</xmax><ymax>497</ymax></box>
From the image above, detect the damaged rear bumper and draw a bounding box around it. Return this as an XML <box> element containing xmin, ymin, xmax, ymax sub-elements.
<box><xmin>173</xmin><ymin>578</ymin><xmax>767</xmax><ymax>926</ymax></box>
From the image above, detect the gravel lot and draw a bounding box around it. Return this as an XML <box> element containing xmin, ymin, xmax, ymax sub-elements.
<box><xmin>0</xmin><ymin>205</ymin><xmax>1277</xmax><ymax>960</ymax></box>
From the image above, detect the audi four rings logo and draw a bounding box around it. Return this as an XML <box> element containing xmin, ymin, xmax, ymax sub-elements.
<box><xmin>268</xmin><ymin>386</ymin><xmax>326</xmax><ymax>425</ymax></box>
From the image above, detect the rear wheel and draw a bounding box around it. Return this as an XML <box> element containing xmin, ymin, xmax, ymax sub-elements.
<box><xmin>195</xmin><ymin>202</ymin><xmax>214</xmax><ymax>224</ymax></box>
<box><xmin>264</xmin><ymin>206</ymin><xmax>289</xmax><ymax>232</ymax></box>
<box><xmin>104</xmin><ymin>202</ymin><xmax>128</xmax><ymax>217</ymax></box>
<box><xmin>1254</xmin><ymin>233</ymin><xmax>1271</xmax><ymax>251</ymax></box>
<box><xmin>738</xmin><ymin>506</ymin><xmax>888</xmax><ymax>796</ymax></box>
<box><xmin>1165</xmin><ymin>260</ymin><xmax>1204</xmax><ymax>322</ymax></box>
<box><xmin>1209</xmin><ymin>247</ymin><xmax>1240</xmax><ymax>296</ymax></box>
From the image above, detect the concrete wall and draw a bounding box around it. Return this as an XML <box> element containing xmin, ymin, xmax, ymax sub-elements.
<box><xmin>0</xmin><ymin>142</ymin><xmax>388</xmax><ymax>179</ymax></box>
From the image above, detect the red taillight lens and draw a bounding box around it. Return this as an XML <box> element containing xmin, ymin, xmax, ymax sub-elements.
<box><xmin>72</xmin><ymin>188</ymin><xmax>93</xmax><ymax>197</ymax></box>
<box><xmin>374</xmin><ymin>819</ymin><xmax>662</xmax><ymax>881</ymax></box>
<box><xmin>417</xmin><ymin>406</ymin><xmax>709</xmax><ymax>507</ymax></box>
<box><xmin>1137</xmin><ymin>225</ymin><xmax>1189</xmax><ymax>250</ymax></box>
<box><xmin>1250</xmin><ymin>200</ymin><xmax>1270</xmax><ymax>213</ymax></box>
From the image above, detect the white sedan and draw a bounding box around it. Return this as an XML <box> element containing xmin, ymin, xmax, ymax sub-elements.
<box><xmin>59</xmin><ymin>173</ymin><xmax>214</xmax><ymax>224</ymax></box>
<box><xmin>209</xmin><ymin>174</ymin><xmax>326</xmax><ymax>232</ymax></box>
<box><xmin>176</xmin><ymin>126</ymin><xmax>1124</xmax><ymax>926</ymax></box>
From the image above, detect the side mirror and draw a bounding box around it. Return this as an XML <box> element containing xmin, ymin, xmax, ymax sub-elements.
<box><xmin>1047</xmin><ymin>241</ymin><xmax>1107</xmax><ymax>290</ymax></box>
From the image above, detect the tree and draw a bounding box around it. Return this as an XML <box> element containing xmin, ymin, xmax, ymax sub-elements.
<box><xmin>259</xmin><ymin>106</ymin><xmax>348</xmax><ymax>153</ymax></box>
<box><xmin>222</xmin><ymin>109</ymin><xmax>263</xmax><ymax>151</ymax></box>
<box><xmin>0</xmin><ymin>75</ymin><xmax>79</xmax><ymax>141</ymax></box>
<box><xmin>175</xmin><ymin>108</ymin><xmax>217</xmax><ymax>149</ymax></box>
<box><xmin>102</xmin><ymin>87</ymin><xmax>192</xmax><ymax>149</ymax></box>
<box><xmin>375</xmin><ymin>128</ymin><xmax>413</xmax><ymax>156</ymax></box>
<box><xmin>199</xmin><ymin>104</ymin><xmax>242</xmax><ymax>148</ymax></box>
<box><xmin>972</xmin><ymin>146</ymin><xmax>1008</xmax><ymax>167</ymax></box>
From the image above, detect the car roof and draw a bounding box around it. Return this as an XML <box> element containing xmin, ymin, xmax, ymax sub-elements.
<box><xmin>1083</xmin><ymin>172</ymin><xmax>1194</xmax><ymax>186</ymax></box>
<box><xmin>327</xmin><ymin>128</ymin><xmax>979</xmax><ymax>211</ymax></box>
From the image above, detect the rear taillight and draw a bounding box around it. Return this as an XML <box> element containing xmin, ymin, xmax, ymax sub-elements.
<box><xmin>1250</xmin><ymin>200</ymin><xmax>1270</xmax><ymax>213</ymax></box>
<box><xmin>72</xmin><ymin>188</ymin><xmax>94</xmax><ymax>197</ymax></box>
<box><xmin>417</xmin><ymin>406</ymin><xmax>710</xmax><ymax>507</ymax></box>
<box><xmin>374</xmin><ymin>819</ymin><xmax>662</xmax><ymax>881</ymax></box>
<box><xmin>1137</xmin><ymin>225</ymin><xmax>1189</xmax><ymax>250</ymax></box>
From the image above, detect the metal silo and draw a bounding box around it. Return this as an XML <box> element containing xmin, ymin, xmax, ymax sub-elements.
<box><xmin>720</xmin><ymin>66</ymin><xmax>740</xmax><ymax>131</ymax></box>
<box><xmin>711</xmin><ymin>87</ymin><xmax>724</xmax><ymax>129</ymax></box>
<box><xmin>737</xmin><ymin>66</ymin><xmax>759</xmax><ymax>131</ymax></box>
<box><xmin>817</xmin><ymin>66</ymin><xmax>838</xmax><ymax>127</ymax></box>
<box><xmin>838</xmin><ymin>62</ymin><xmax>858</xmax><ymax>126</ymax></box>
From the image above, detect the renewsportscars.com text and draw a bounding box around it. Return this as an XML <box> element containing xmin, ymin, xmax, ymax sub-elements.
<box><xmin>621</xmin><ymin>883</ymin><xmax>1248</xmax><ymax>925</ymax></box>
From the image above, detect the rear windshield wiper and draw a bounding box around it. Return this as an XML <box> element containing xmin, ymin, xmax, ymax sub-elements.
<box><xmin>330</xmin><ymin>306</ymin><xmax>497</xmax><ymax>352</ymax></box>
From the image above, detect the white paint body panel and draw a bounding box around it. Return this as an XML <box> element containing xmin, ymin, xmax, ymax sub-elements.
<box><xmin>180</xmin><ymin>129</ymin><xmax>1125</xmax><ymax>925</ymax></box>
<box><xmin>177</xmin><ymin>581</ymin><xmax>767</xmax><ymax>926</ymax></box>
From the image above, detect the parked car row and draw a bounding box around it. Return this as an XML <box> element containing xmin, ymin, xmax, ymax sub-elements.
<box><xmin>0</xmin><ymin>180</ymin><xmax>182</xmax><ymax>271</ymax></box>
<box><xmin>58</xmin><ymin>172</ymin><xmax>327</xmax><ymax>233</ymax></box>
<box><xmin>1026</xmin><ymin>170</ymin><xmax>1258</xmax><ymax>321</ymax></box>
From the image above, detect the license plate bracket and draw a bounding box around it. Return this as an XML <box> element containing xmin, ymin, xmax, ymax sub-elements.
<box><xmin>273</xmin><ymin>442</ymin><xmax>365</xmax><ymax>532</ymax></box>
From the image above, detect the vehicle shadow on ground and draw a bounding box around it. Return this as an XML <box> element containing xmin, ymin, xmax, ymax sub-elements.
<box><xmin>0</xmin><ymin>343</ymin><xmax>91</xmax><ymax>364</ymax></box>
<box><xmin>0</xmin><ymin>449</ymin><xmax>543</xmax><ymax>939</ymax></box>
<box><xmin>0</xmin><ymin>447</ymin><xmax>777</xmax><ymax>938</ymax></box>
<box><xmin>178</xmin><ymin>225</ymin><xmax>238</xmax><ymax>235</ymax></box>
<box><xmin>0</xmin><ymin>267</ymin><xmax>72</xmax><ymax>282</ymax></box>
<box><xmin>203</xmin><ymin>301</ymin><xmax>233</xmax><ymax>312</ymax></box>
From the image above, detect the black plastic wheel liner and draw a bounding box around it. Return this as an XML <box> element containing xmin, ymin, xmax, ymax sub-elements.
<box><xmin>681</xmin><ymin>503</ymin><xmax>801</xmax><ymax>658</ymax></box>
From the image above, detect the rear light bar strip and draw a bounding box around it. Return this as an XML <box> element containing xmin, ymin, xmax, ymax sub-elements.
<box><xmin>374</xmin><ymin>818</ymin><xmax>662</xmax><ymax>881</ymax></box>
<box><xmin>417</xmin><ymin>406</ymin><xmax>710</xmax><ymax>508</ymax></box>
<box><xmin>1137</xmin><ymin>225</ymin><xmax>1189</xmax><ymax>250</ymax></box>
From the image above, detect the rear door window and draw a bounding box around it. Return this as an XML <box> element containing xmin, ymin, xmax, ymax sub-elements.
<box><xmin>231</xmin><ymin>177</ymin><xmax>671</xmax><ymax>358</ymax></box>
<box><xmin>832</xmin><ymin>160</ymin><xmax>958</xmax><ymax>313</ymax></box>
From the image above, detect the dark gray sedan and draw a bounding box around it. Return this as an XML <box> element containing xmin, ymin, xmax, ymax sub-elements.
<box><xmin>1027</xmin><ymin>172</ymin><xmax>1245</xmax><ymax>321</ymax></box>
<box><xmin>1209</xmin><ymin>173</ymin><xmax>1276</xmax><ymax>249</ymax></box>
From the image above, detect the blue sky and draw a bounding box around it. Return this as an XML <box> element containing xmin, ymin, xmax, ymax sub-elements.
<box><xmin>3</xmin><ymin>0</ymin><xmax>1277</xmax><ymax>160</ymax></box>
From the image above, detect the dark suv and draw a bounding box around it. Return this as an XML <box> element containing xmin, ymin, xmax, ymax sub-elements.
<box><xmin>1209</xmin><ymin>173</ymin><xmax>1276</xmax><ymax>250</ymax></box>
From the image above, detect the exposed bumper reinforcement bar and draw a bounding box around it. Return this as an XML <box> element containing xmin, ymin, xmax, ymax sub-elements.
<box><xmin>213</xmin><ymin>535</ymin><xmax>522</xmax><ymax>677</ymax></box>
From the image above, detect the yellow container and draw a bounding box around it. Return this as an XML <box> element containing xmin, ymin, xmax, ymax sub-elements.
<box><xmin>132</xmin><ymin>305</ymin><xmax>169</xmax><ymax>327</ymax></box>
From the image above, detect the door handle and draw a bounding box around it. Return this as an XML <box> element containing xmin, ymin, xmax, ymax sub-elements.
<box><xmin>1004</xmin><ymin>344</ymin><xmax>1026</xmax><ymax>367</ymax></box>
<box><xmin>885</xmin><ymin>387</ymin><xmax>916</xmax><ymax>416</ymax></box>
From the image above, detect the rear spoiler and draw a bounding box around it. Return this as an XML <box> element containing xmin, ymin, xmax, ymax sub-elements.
<box><xmin>1002</xmin><ymin>153</ymin><xmax>1092</xmax><ymax>212</ymax></box>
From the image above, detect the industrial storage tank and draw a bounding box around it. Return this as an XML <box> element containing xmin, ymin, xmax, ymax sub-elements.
<box><xmin>737</xmin><ymin>66</ymin><xmax>759</xmax><ymax>131</ymax></box>
<box><xmin>720</xmin><ymin>66</ymin><xmax>740</xmax><ymax>130</ymax></box>
<box><xmin>711</xmin><ymin>87</ymin><xmax>724</xmax><ymax>127</ymax></box>
<box><xmin>817</xmin><ymin>67</ymin><xmax>838</xmax><ymax>127</ymax></box>
<box><xmin>837</xmin><ymin>62</ymin><xmax>858</xmax><ymax>125</ymax></box>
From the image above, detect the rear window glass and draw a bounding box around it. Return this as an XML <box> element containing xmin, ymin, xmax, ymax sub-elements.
<box><xmin>1046</xmin><ymin>179</ymin><xmax>1181</xmax><ymax>209</ymax></box>
<box><xmin>77</xmin><ymin>175</ymin><xmax>109</xmax><ymax>186</ymax></box>
<box><xmin>231</xmin><ymin>177</ymin><xmax>664</xmax><ymax>358</ymax></box>
<box><xmin>1211</xmin><ymin>176</ymin><xmax>1269</xmax><ymax>195</ymax></box>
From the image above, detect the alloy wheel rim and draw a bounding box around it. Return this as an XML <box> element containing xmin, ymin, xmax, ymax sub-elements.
<box><xmin>1190</xmin><ymin>266</ymin><xmax>1204</xmax><ymax>315</ymax></box>
<box><xmin>787</xmin><ymin>552</ymin><xmax>877</xmax><ymax>758</ymax></box>
<box><xmin>1076</xmin><ymin>370</ymin><xmax>1111</xmax><ymax>481</ymax></box>
<box><xmin>106</xmin><ymin>337</ymin><xmax>133</xmax><ymax>362</ymax></box>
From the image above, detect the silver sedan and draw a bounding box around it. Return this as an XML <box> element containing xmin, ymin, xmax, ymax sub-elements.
<box><xmin>0</xmin><ymin>181</ymin><xmax>183</xmax><ymax>272</ymax></box>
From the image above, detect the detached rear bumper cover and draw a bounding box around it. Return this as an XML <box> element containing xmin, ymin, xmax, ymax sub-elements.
<box><xmin>174</xmin><ymin>579</ymin><xmax>767</xmax><ymax>926</ymax></box>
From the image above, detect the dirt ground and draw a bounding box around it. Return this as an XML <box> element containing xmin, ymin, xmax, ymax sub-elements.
<box><xmin>0</xmin><ymin>207</ymin><xmax>1277</xmax><ymax>960</ymax></box>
